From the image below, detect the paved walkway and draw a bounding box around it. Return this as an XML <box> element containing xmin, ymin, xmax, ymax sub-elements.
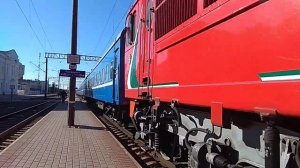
<box><xmin>0</xmin><ymin>101</ymin><xmax>139</xmax><ymax>168</ymax></box>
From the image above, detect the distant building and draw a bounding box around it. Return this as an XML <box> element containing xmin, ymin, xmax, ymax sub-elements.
<box><xmin>18</xmin><ymin>79</ymin><xmax>46</xmax><ymax>95</ymax></box>
<box><xmin>0</xmin><ymin>50</ymin><xmax>25</xmax><ymax>94</ymax></box>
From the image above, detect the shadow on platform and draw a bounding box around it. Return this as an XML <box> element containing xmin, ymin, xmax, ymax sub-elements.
<box><xmin>75</xmin><ymin>101</ymin><xmax>91</xmax><ymax>111</ymax></box>
<box><xmin>75</xmin><ymin>125</ymin><xmax>108</xmax><ymax>131</ymax></box>
<box><xmin>54</xmin><ymin>101</ymin><xmax>90</xmax><ymax>111</ymax></box>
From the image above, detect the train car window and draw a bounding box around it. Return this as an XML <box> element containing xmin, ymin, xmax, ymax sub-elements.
<box><xmin>104</xmin><ymin>67</ymin><xmax>106</xmax><ymax>82</ymax></box>
<box><xmin>100</xmin><ymin>72</ymin><xmax>102</xmax><ymax>84</ymax></box>
<box><xmin>97</xmin><ymin>73</ymin><xmax>100</xmax><ymax>84</ymax></box>
<box><xmin>106</xmin><ymin>66</ymin><xmax>108</xmax><ymax>81</ymax></box>
<box><xmin>104</xmin><ymin>65</ymin><xmax>107</xmax><ymax>82</ymax></box>
<box><xmin>106</xmin><ymin>65</ymin><xmax>109</xmax><ymax>81</ymax></box>
<box><xmin>102</xmin><ymin>68</ymin><xmax>104</xmax><ymax>83</ymax></box>
<box><xmin>101</xmin><ymin>69</ymin><xmax>104</xmax><ymax>83</ymax></box>
<box><xmin>105</xmin><ymin>67</ymin><xmax>106</xmax><ymax>82</ymax></box>
<box><xmin>110</xmin><ymin>61</ymin><xmax>114</xmax><ymax>80</ymax></box>
<box><xmin>204</xmin><ymin>0</ymin><xmax>217</xmax><ymax>8</ymax></box>
<box><xmin>103</xmin><ymin>68</ymin><xmax>105</xmax><ymax>82</ymax></box>
<box><xmin>95</xmin><ymin>73</ymin><xmax>98</xmax><ymax>84</ymax></box>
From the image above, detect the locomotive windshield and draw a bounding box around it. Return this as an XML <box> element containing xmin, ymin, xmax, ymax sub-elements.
<box><xmin>146</xmin><ymin>0</ymin><xmax>153</xmax><ymax>31</ymax></box>
<box><xmin>126</xmin><ymin>12</ymin><xmax>136</xmax><ymax>45</ymax></box>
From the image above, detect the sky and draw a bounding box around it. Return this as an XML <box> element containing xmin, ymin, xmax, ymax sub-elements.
<box><xmin>0</xmin><ymin>0</ymin><xmax>135</xmax><ymax>89</ymax></box>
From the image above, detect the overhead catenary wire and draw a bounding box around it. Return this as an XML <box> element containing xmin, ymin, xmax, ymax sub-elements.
<box><xmin>100</xmin><ymin>1</ymin><xmax>133</xmax><ymax>54</ymax></box>
<box><xmin>14</xmin><ymin>0</ymin><xmax>46</xmax><ymax>52</ymax></box>
<box><xmin>90</xmin><ymin>0</ymin><xmax>119</xmax><ymax>54</ymax></box>
<box><xmin>30</xmin><ymin>0</ymin><xmax>54</xmax><ymax>51</ymax></box>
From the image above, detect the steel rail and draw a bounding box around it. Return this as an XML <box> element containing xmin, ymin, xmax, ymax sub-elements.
<box><xmin>0</xmin><ymin>101</ymin><xmax>50</xmax><ymax>120</ymax></box>
<box><xmin>97</xmin><ymin>114</ymin><xmax>175</xmax><ymax>168</ymax></box>
<box><xmin>0</xmin><ymin>101</ymin><xmax>58</xmax><ymax>141</ymax></box>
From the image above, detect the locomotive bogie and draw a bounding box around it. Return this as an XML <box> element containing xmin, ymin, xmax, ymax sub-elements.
<box><xmin>132</xmin><ymin>102</ymin><xmax>300</xmax><ymax>167</ymax></box>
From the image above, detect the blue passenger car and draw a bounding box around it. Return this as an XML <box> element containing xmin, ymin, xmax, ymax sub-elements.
<box><xmin>78</xmin><ymin>30</ymin><xmax>126</xmax><ymax>109</ymax></box>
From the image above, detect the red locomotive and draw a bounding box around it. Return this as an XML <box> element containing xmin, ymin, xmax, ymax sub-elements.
<box><xmin>124</xmin><ymin>0</ymin><xmax>300</xmax><ymax>167</ymax></box>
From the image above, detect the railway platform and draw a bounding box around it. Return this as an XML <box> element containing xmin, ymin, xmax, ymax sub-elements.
<box><xmin>0</xmin><ymin>100</ymin><xmax>140</xmax><ymax>168</ymax></box>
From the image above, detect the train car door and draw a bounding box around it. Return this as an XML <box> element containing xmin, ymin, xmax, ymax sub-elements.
<box><xmin>112</xmin><ymin>46</ymin><xmax>119</xmax><ymax>105</ymax></box>
<box><xmin>140</xmin><ymin>0</ymin><xmax>155</xmax><ymax>98</ymax></box>
<box><xmin>125</xmin><ymin>0</ymin><xmax>155</xmax><ymax>99</ymax></box>
<box><xmin>125</xmin><ymin>1</ymin><xmax>140</xmax><ymax>95</ymax></box>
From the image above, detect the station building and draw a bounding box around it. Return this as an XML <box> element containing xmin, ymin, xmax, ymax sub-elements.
<box><xmin>0</xmin><ymin>50</ymin><xmax>25</xmax><ymax>95</ymax></box>
<box><xmin>18</xmin><ymin>79</ymin><xmax>46</xmax><ymax>95</ymax></box>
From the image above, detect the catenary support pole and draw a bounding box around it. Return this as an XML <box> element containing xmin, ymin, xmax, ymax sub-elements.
<box><xmin>68</xmin><ymin>0</ymin><xmax>78</xmax><ymax>127</ymax></box>
<box><xmin>44</xmin><ymin>57</ymin><xmax>48</xmax><ymax>98</ymax></box>
<box><xmin>58</xmin><ymin>72</ymin><xmax>60</xmax><ymax>90</ymax></box>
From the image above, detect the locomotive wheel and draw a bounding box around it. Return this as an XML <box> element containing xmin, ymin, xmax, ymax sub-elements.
<box><xmin>157</xmin><ymin>105</ymin><xmax>181</xmax><ymax>127</ymax></box>
<box><xmin>157</xmin><ymin>105</ymin><xmax>181</xmax><ymax>160</ymax></box>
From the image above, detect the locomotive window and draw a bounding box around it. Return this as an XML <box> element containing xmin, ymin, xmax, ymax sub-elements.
<box><xmin>130</xmin><ymin>12</ymin><xmax>136</xmax><ymax>44</ymax></box>
<box><xmin>126</xmin><ymin>18</ymin><xmax>130</xmax><ymax>45</ymax></box>
<box><xmin>132</xmin><ymin>12</ymin><xmax>136</xmax><ymax>43</ymax></box>
<box><xmin>204</xmin><ymin>0</ymin><xmax>217</xmax><ymax>8</ymax></box>
<box><xmin>146</xmin><ymin>0</ymin><xmax>153</xmax><ymax>31</ymax></box>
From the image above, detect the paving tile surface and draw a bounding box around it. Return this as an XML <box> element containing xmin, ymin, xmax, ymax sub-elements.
<box><xmin>0</xmin><ymin>101</ymin><xmax>139</xmax><ymax>168</ymax></box>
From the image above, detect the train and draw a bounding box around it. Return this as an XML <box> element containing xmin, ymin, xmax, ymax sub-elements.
<box><xmin>77</xmin><ymin>0</ymin><xmax>300</xmax><ymax>167</ymax></box>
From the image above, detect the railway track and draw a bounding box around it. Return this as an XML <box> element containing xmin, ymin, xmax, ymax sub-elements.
<box><xmin>0</xmin><ymin>100</ymin><xmax>59</xmax><ymax>151</ymax></box>
<box><xmin>89</xmin><ymin>104</ymin><xmax>176</xmax><ymax>168</ymax></box>
<box><xmin>0</xmin><ymin>101</ymin><xmax>46</xmax><ymax>117</ymax></box>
